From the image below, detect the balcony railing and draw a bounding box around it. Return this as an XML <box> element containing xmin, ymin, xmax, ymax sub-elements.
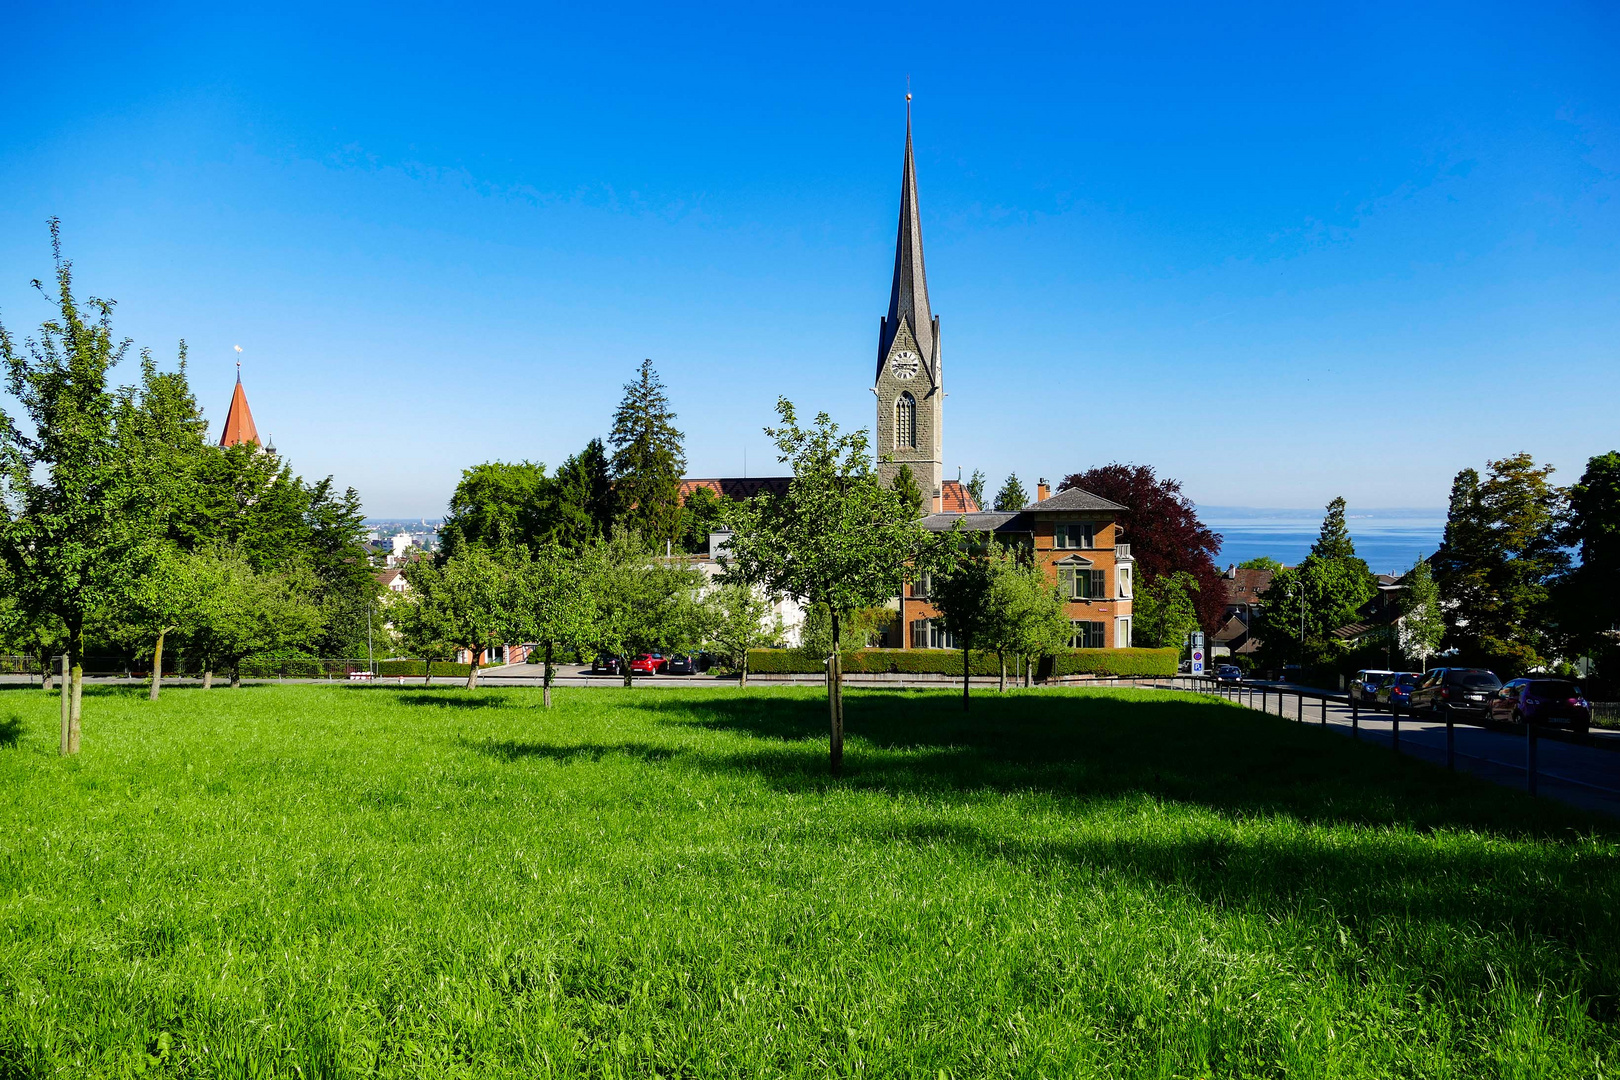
<box><xmin>1115</xmin><ymin>544</ymin><xmax>1132</xmax><ymax>560</ymax></box>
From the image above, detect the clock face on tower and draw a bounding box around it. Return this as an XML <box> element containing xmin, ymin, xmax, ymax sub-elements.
<box><xmin>888</xmin><ymin>349</ymin><xmax>920</xmax><ymax>381</ymax></box>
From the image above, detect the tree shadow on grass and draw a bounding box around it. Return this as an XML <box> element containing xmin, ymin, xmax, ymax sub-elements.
<box><xmin>474</xmin><ymin>691</ymin><xmax>1620</xmax><ymax>1017</ymax></box>
<box><xmin>0</xmin><ymin>715</ymin><xmax>20</xmax><ymax>748</ymax></box>
<box><xmin>389</xmin><ymin>692</ymin><xmax>512</xmax><ymax>710</ymax></box>
<box><xmin>619</xmin><ymin>690</ymin><xmax>1618</xmax><ymax>839</ymax></box>
<box><xmin>465</xmin><ymin>738</ymin><xmax>678</xmax><ymax>765</ymax></box>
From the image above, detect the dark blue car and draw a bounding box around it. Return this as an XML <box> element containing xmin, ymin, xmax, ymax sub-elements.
<box><xmin>1373</xmin><ymin>672</ymin><xmax>1420</xmax><ymax>714</ymax></box>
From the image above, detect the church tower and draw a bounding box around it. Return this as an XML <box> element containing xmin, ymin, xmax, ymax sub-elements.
<box><xmin>873</xmin><ymin>99</ymin><xmax>944</xmax><ymax>512</ymax></box>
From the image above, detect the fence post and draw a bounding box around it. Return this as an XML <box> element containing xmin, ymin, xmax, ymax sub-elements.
<box><xmin>1446</xmin><ymin>710</ymin><xmax>1455</xmax><ymax>771</ymax></box>
<box><xmin>1321</xmin><ymin>696</ymin><xmax>1327</xmax><ymax>725</ymax></box>
<box><xmin>1297</xmin><ymin>691</ymin><xmax>1303</xmax><ymax>723</ymax></box>
<box><xmin>1351</xmin><ymin>696</ymin><xmax>1359</xmax><ymax>738</ymax></box>
<box><xmin>1527</xmin><ymin>719</ymin><xmax>1538</xmax><ymax>797</ymax></box>
<box><xmin>1392</xmin><ymin>708</ymin><xmax>1400</xmax><ymax>752</ymax></box>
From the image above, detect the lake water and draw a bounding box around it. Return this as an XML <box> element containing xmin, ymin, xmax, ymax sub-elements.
<box><xmin>1201</xmin><ymin>507</ymin><xmax>1447</xmax><ymax>576</ymax></box>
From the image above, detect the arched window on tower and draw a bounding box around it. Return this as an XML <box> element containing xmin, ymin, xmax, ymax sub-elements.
<box><xmin>895</xmin><ymin>392</ymin><xmax>917</xmax><ymax>450</ymax></box>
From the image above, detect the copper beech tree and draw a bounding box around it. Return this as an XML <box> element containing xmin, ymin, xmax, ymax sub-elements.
<box><xmin>722</xmin><ymin>399</ymin><xmax>933</xmax><ymax>775</ymax></box>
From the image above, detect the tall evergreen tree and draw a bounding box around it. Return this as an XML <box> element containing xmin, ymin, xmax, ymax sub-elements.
<box><xmin>892</xmin><ymin>464</ymin><xmax>925</xmax><ymax>515</ymax></box>
<box><xmin>993</xmin><ymin>473</ymin><xmax>1029</xmax><ymax>512</ymax></box>
<box><xmin>965</xmin><ymin>469</ymin><xmax>987</xmax><ymax>511</ymax></box>
<box><xmin>1310</xmin><ymin>497</ymin><xmax>1357</xmax><ymax>560</ymax></box>
<box><xmin>551</xmin><ymin>438</ymin><xmax>615</xmax><ymax>546</ymax></box>
<box><xmin>609</xmin><ymin>359</ymin><xmax>686</xmax><ymax>546</ymax></box>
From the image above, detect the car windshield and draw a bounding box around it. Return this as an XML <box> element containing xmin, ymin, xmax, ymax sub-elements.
<box><xmin>1528</xmin><ymin>681</ymin><xmax>1580</xmax><ymax>698</ymax></box>
<box><xmin>1449</xmin><ymin>671</ymin><xmax>1502</xmax><ymax>689</ymax></box>
<box><xmin>1398</xmin><ymin>675</ymin><xmax>1418</xmax><ymax>687</ymax></box>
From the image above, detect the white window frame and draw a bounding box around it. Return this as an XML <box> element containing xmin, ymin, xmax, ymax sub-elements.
<box><xmin>1115</xmin><ymin>617</ymin><xmax>1132</xmax><ymax>648</ymax></box>
<box><xmin>1116</xmin><ymin>564</ymin><xmax>1132</xmax><ymax>599</ymax></box>
<box><xmin>1055</xmin><ymin>521</ymin><xmax>1096</xmax><ymax>550</ymax></box>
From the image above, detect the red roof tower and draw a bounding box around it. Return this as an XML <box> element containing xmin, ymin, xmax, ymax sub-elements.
<box><xmin>219</xmin><ymin>368</ymin><xmax>259</xmax><ymax>448</ymax></box>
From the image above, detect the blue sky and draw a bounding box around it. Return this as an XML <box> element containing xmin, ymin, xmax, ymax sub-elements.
<box><xmin>2</xmin><ymin>1</ymin><xmax>1616</xmax><ymax>518</ymax></box>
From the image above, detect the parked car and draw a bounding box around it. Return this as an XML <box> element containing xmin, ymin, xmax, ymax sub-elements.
<box><xmin>1485</xmin><ymin>678</ymin><xmax>1591</xmax><ymax>734</ymax></box>
<box><xmin>629</xmin><ymin>653</ymin><xmax>667</xmax><ymax>675</ymax></box>
<box><xmin>589</xmin><ymin>655</ymin><xmax>622</xmax><ymax>676</ymax></box>
<box><xmin>665</xmin><ymin>653</ymin><xmax>697</xmax><ymax>675</ymax></box>
<box><xmin>1408</xmin><ymin>667</ymin><xmax>1502</xmax><ymax>717</ymax></box>
<box><xmin>1350</xmin><ymin>669</ymin><xmax>1397</xmax><ymax>706</ymax></box>
<box><xmin>1215</xmin><ymin>664</ymin><xmax>1243</xmax><ymax>684</ymax></box>
<box><xmin>1373</xmin><ymin>672</ymin><xmax>1421</xmax><ymax>714</ymax></box>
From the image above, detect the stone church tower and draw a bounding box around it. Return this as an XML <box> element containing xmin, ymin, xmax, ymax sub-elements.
<box><xmin>873</xmin><ymin>101</ymin><xmax>944</xmax><ymax>512</ymax></box>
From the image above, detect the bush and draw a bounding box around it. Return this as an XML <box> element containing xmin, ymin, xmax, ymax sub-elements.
<box><xmin>375</xmin><ymin>660</ymin><xmax>475</xmax><ymax>678</ymax></box>
<box><xmin>745</xmin><ymin>647</ymin><xmax>1178</xmax><ymax>679</ymax></box>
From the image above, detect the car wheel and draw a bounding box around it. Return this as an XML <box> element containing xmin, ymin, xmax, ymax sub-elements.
<box><xmin>1511</xmin><ymin>709</ymin><xmax>1523</xmax><ymax>725</ymax></box>
<box><xmin>1574</xmin><ymin>723</ymin><xmax>1590</xmax><ymax>737</ymax></box>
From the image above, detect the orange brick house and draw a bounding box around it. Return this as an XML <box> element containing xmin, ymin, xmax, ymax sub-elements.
<box><xmin>907</xmin><ymin>479</ymin><xmax>1136</xmax><ymax>650</ymax></box>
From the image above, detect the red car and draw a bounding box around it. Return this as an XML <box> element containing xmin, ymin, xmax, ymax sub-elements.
<box><xmin>629</xmin><ymin>653</ymin><xmax>667</xmax><ymax>676</ymax></box>
<box><xmin>1486</xmin><ymin>678</ymin><xmax>1592</xmax><ymax>735</ymax></box>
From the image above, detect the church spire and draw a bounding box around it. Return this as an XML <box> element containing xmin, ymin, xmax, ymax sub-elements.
<box><xmin>219</xmin><ymin>353</ymin><xmax>260</xmax><ymax>447</ymax></box>
<box><xmin>879</xmin><ymin>95</ymin><xmax>935</xmax><ymax>380</ymax></box>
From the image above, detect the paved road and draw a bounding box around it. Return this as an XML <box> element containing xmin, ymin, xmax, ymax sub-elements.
<box><xmin>1199</xmin><ymin>682</ymin><xmax>1620</xmax><ymax>818</ymax></box>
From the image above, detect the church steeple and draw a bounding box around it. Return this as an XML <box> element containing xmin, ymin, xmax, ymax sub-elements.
<box><xmin>219</xmin><ymin>362</ymin><xmax>260</xmax><ymax>448</ymax></box>
<box><xmin>878</xmin><ymin>97</ymin><xmax>936</xmax><ymax>381</ymax></box>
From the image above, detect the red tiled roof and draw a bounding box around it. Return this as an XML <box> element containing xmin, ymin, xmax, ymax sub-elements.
<box><xmin>939</xmin><ymin>480</ymin><xmax>980</xmax><ymax>514</ymax></box>
<box><xmin>680</xmin><ymin>477</ymin><xmax>792</xmax><ymax>501</ymax></box>
<box><xmin>219</xmin><ymin>379</ymin><xmax>259</xmax><ymax>448</ymax></box>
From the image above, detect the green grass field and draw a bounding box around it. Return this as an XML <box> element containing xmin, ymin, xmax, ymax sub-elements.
<box><xmin>1</xmin><ymin>684</ymin><xmax>1616</xmax><ymax>1079</ymax></box>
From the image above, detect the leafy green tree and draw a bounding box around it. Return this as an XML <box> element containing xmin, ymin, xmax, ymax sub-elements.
<box><xmin>1397</xmin><ymin>557</ymin><xmax>1443</xmax><ymax>671</ymax></box>
<box><xmin>551</xmin><ymin>438</ymin><xmax>616</xmax><ymax>547</ymax></box>
<box><xmin>677</xmin><ymin>486</ymin><xmax>732</xmax><ymax>554</ymax></box>
<box><xmin>582</xmin><ymin>527</ymin><xmax>708</xmax><ymax>687</ymax></box>
<box><xmin>401</xmin><ymin>546</ymin><xmax>521</xmax><ymax>689</ymax></box>
<box><xmin>993</xmin><ymin>473</ymin><xmax>1029</xmax><ymax>512</ymax></box>
<box><xmin>978</xmin><ymin>544</ymin><xmax>1069</xmax><ymax>690</ymax></box>
<box><xmin>1252</xmin><ymin>499</ymin><xmax>1376</xmax><ymax>670</ymax></box>
<box><xmin>1556</xmin><ymin>451</ymin><xmax>1620</xmax><ymax>683</ymax></box>
<box><xmin>1238</xmin><ymin>556</ymin><xmax>1283</xmax><ymax>573</ymax></box>
<box><xmin>1434</xmin><ymin>454</ymin><xmax>1568</xmax><ymax>672</ymax></box>
<box><xmin>112</xmin><ymin>544</ymin><xmax>205</xmax><ymax>700</ymax></box>
<box><xmin>189</xmin><ymin>545</ymin><xmax>325</xmax><ymax>688</ymax></box>
<box><xmin>721</xmin><ymin>399</ymin><xmax>930</xmax><ymax>774</ymax></box>
<box><xmin>929</xmin><ymin>542</ymin><xmax>996</xmax><ymax>709</ymax></box>
<box><xmin>965</xmin><ymin>469</ymin><xmax>987</xmax><ymax>510</ymax></box>
<box><xmin>517</xmin><ymin>541</ymin><xmax>594</xmax><ymax>707</ymax></box>
<box><xmin>0</xmin><ymin>222</ymin><xmax>152</xmax><ymax>753</ymax></box>
<box><xmin>1133</xmin><ymin>571</ymin><xmax>1202</xmax><ymax>651</ymax></box>
<box><xmin>610</xmin><ymin>359</ymin><xmax>686</xmax><ymax>547</ymax></box>
<box><xmin>388</xmin><ymin>588</ymin><xmax>455</xmax><ymax>684</ymax></box>
<box><xmin>706</xmin><ymin>581</ymin><xmax>781</xmax><ymax>687</ymax></box>
<box><xmin>892</xmin><ymin>464</ymin><xmax>925</xmax><ymax>515</ymax></box>
<box><xmin>439</xmin><ymin>460</ymin><xmax>553</xmax><ymax>557</ymax></box>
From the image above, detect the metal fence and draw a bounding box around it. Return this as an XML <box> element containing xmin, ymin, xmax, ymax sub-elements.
<box><xmin>0</xmin><ymin>655</ymin><xmax>380</xmax><ymax>681</ymax></box>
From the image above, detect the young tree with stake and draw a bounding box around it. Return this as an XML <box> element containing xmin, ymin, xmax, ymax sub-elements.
<box><xmin>518</xmin><ymin>541</ymin><xmax>594</xmax><ymax>707</ymax></box>
<box><xmin>722</xmin><ymin>399</ymin><xmax>928</xmax><ymax>774</ymax></box>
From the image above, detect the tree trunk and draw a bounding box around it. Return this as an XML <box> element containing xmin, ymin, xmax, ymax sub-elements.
<box><xmin>962</xmin><ymin>643</ymin><xmax>971</xmax><ymax>711</ymax></box>
<box><xmin>149</xmin><ymin>629</ymin><xmax>167</xmax><ymax>702</ymax></box>
<box><xmin>465</xmin><ymin>652</ymin><xmax>480</xmax><ymax>690</ymax></box>
<box><xmin>828</xmin><ymin>610</ymin><xmax>844</xmax><ymax>776</ymax></box>
<box><xmin>58</xmin><ymin>653</ymin><xmax>70</xmax><ymax>755</ymax></box>
<box><xmin>739</xmin><ymin>650</ymin><xmax>748</xmax><ymax>688</ymax></box>
<box><xmin>622</xmin><ymin>656</ymin><xmax>632</xmax><ymax>689</ymax></box>
<box><xmin>999</xmin><ymin>652</ymin><xmax>1006</xmax><ymax>693</ymax></box>
<box><xmin>40</xmin><ymin>648</ymin><xmax>53</xmax><ymax>692</ymax></box>
<box><xmin>424</xmin><ymin>658</ymin><xmax>433</xmax><ymax>685</ymax></box>
<box><xmin>230</xmin><ymin>666</ymin><xmax>242</xmax><ymax>689</ymax></box>
<box><xmin>543</xmin><ymin>642</ymin><xmax>554</xmax><ymax>708</ymax></box>
<box><xmin>67</xmin><ymin>623</ymin><xmax>84</xmax><ymax>755</ymax></box>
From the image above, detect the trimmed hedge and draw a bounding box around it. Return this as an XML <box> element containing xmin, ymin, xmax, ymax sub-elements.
<box><xmin>745</xmin><ymin>647</ymin><xmax>1177</xmax><ymax>679</ymax></box>
<box><xmin>375</xmin><ymin>660</ymin><xmax>475</xmax><ymax>678</ymax></box>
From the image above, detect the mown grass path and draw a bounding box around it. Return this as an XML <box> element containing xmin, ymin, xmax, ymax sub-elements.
<box><xmin>0</xmin><ymin>685</ymin><xmax>1616</xmax><ymax>1078</ymax></box>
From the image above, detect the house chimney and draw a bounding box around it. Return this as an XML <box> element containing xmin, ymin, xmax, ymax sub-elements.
<box><xmin>1037</xmin><ymin>479</ymin><xmax>1050</xmax><ymax>502</ymax></box>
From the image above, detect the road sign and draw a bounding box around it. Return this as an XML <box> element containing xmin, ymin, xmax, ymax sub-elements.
<box><xmin>1190</xmin><ymin>645</ymin><xmax>1206</xmax><ymax>676</ymax></box>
